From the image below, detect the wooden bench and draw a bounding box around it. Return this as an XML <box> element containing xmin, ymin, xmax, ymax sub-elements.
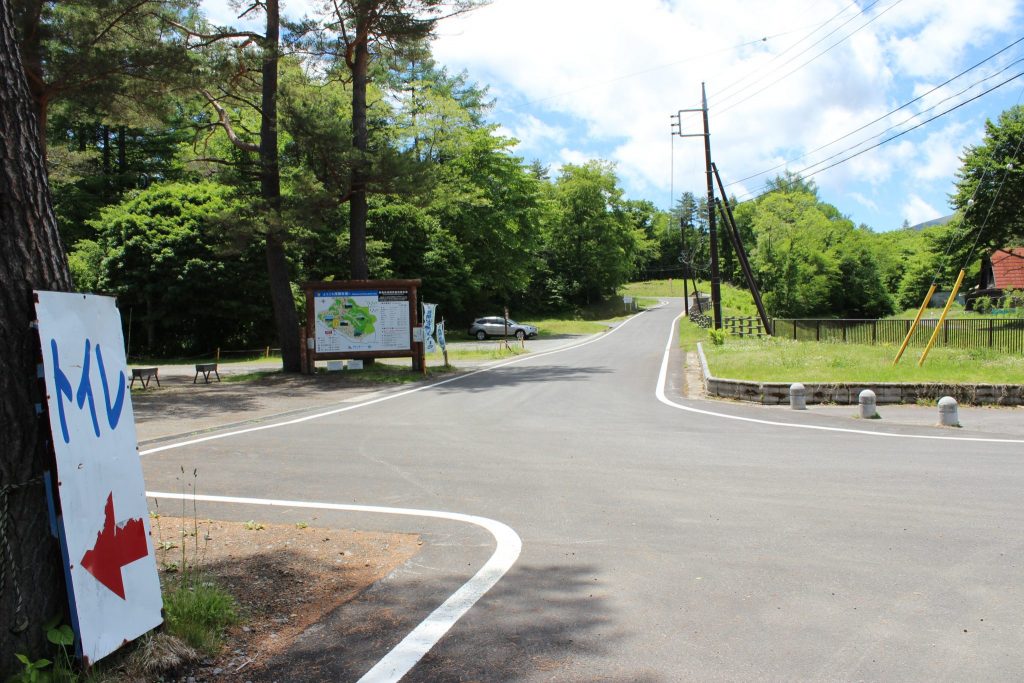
<box><xmin>193</xmin><ymin>362</ymin><xmax>221</xmax><ymax>384</ymax></box>
<box><xmin>130</xmin><ymin>367</ymin><xmax>160</xmax><ymax>389</ymax></box>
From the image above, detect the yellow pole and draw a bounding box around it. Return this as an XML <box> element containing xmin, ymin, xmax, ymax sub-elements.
<box><xmin>918</xmin><ymin>269</ymin><xmax>966</xmax><ymax>367</ymax></box>
<box><xmin>892</xmin><ymin>283</ymin><xmax>938</xmax><ymax>366</ymax></box>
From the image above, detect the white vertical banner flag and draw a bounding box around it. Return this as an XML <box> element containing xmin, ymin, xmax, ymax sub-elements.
<box><xmin>436</xmin><ymin>320</ymin><xmax>447</xmax><ymax>352</ymax></box>
<box><xmin>422</xmin><ymin>303</ymin><xmax>437</xmax><ymax>353</ymax></box>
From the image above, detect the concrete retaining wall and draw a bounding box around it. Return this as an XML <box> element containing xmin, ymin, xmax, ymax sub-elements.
<box><xmin>696</xmin><ymin>343</ymin><xmax>1024</xmax><ymax>406</ymax></box>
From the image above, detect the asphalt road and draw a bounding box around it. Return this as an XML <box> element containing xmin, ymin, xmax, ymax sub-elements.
<box><xmin>141</xmin><ymin>303</ymin><xmax>1024</xmax><ymax>681</ymax></box>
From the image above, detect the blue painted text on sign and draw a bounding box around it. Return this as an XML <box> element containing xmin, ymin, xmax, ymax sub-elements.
<box><xmin>51</xmin><ymin>338</ymin><xmax>126</xmax><ymax>444</ymax></box>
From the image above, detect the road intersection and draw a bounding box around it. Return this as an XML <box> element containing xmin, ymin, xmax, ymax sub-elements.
<box><xmin>141</xmin><ymin>302</ymin><xmax>1024</xmax><ymax>681</ymax></box>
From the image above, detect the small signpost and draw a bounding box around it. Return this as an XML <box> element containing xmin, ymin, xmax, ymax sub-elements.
<box><xmin>34</xmin><ymin>292</ymin><xmax>162</xmax><ymax>666</ymax></box>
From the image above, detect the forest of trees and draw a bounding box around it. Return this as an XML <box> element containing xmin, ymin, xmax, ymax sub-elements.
<box><xmin>19</xmin><ymin>0</ymin><xmax>1008</xmax><ymax>359</ymax></box>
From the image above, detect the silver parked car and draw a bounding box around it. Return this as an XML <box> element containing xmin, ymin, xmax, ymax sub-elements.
<box><xmin>468</xmin><ymin>316</ymin><xmax>539</xmax><ymax>340</ymax></box>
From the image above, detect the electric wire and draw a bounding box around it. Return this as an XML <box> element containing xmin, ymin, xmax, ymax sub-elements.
<box><xmin>711</xmin><ymin>0</ymin><xmax>883</xmax><ymax>111</ymax></box>
<box><xmin>772</xmin><ymin>61</ymin><xmax>1024</xmax><ymax>184</ymax></box>
<box><xmin>734</xmin><ymin>69</ymin><xmax>1024</xmax><ymax>202</ymax></box>
<box><xmin>692</xmin><ymin>0</ymin><xmax>865</xmax><ymax>111</ymax></box>
<box><xmin>717</xmin><ymin>0</ymin><xmax>906</xmax><ymax>115</ymax></box>
<box><xmin>726</xmin><ymin>36</ymin><xmax>1024</xmax><ymax>189</ymax></box>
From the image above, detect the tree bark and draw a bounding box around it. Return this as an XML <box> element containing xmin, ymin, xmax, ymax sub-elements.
<box><xmin>0</xmin><ymin>0</ymin><xmax>72</xmax><ymax>674</ymax></box>
<box><xmin>260</xmin><ymin>0</ymin><xmax>300</xmax><ymax>372</ymax></box>
<box><xmin>349</xmin><ymin>22</ymin><xmax>370</xmax><ymax>280</ymax></box>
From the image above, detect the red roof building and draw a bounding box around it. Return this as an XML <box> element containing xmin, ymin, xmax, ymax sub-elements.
<box><xmin>990</xmin><ymin>248</ymin><xmax>1024</xmax><ymax>290</ymax></box>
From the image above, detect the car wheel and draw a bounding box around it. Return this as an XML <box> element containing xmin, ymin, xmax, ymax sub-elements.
<box><xmin>515</xmin><ymin>329</ymin><xmax>526</xmax><ymax>341</ymax></box>
<box><xmin>476</xmin><ymin>330</ymin><xmax>487</xmax><ymax>340</ymax></box>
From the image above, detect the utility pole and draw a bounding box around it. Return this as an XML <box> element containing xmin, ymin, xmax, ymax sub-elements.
<box><xmin>671</xmin><ymin>83</ymin><xmax>722</xmax><ymax>329</ymax></box>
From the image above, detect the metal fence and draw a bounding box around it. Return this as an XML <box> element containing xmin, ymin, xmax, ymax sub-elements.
<box><xmin>767</xmin><ymin>317</ymin><xmax>1024</xmax><ymax>353</ymax></box>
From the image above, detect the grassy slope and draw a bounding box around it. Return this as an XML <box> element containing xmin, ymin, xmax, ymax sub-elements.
<box><xmin>702</xmin><ymin>337</ymin><xmax>1024</xmax><ymax>384</ymax></box>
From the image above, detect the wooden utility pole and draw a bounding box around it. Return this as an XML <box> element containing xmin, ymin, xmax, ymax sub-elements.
<box><xmin>671</xmin><ymin>84</ymin><xmax>722</xmax><ymax>329</ymax></box>
<box><xmin>712</xmin><ymin>163</ymin><xmax>771</xmax><ymax>335</ymax></box>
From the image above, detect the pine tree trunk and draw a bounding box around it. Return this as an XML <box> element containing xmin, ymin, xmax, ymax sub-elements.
<box><xmin>349</xmin><ymin>28</ymin><xmax>370</xmax><ymax>280</ymax></box>
<box><xmin>0</xmin><ymin>0</ymin><xmax>73</xmax><ymax>674</ymax></box>
<box><xmin>260</xmin><ymin>0</ymin><xmax>300</xmax><ymax>372</ymax></box>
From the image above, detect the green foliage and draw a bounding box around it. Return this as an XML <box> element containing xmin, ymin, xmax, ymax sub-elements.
<box><xmin>743</xmin><ymin>178</ymin><xmax>892</xmax><ymax>318</ymax></box>
<box><xmin>8</xmin><ymin>617</ymin><xmax>76</xmax><ymax>683</ymax></box>
<box><xmin>952</xmin><ymin>105</ymin><xmax>1024</xmax><ymax>254</ymax></box>
<box><xmin>162</xmin><ymin>580</ymin><xmax>238</xmax><ymax>654</ymax></box>
<box><xmin>90</xmin><ymin>181</ymin><xmax>275</xmax><ymax>355</ymax></box>
<box><xmin>10</xmin><ymin>654</ymin><xmax>52</xmax><ymax>683</ymax></box>
<box><xmin>707</xmin><ymin>328</ymin><xmax>726</xmax><ymax>346</ymax></box>
<box><xmin>67</xmin><ymin>239</ymin><xmax>103</xmax><ymax>293</ymax></box>
<box><xmin>543</xmin><ymin>161</ymin><xmax>649</xmax><ymax>306</ymax></box>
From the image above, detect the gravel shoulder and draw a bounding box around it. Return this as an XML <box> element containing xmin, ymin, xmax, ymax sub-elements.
<box><xmin>150</xmin><ymin>515</ymin><xmax>420</xmax><ymax>682</ymax></box>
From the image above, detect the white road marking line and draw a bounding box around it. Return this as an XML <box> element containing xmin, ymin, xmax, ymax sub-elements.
<box><xmin>655</xmin><ymin>312</ymin><xmax>1024</xmax><ymax>444</ymax></box>
<box><xmin>146</xmin><ymin>492</ymin><xmax>522</xmax><ymax>683</ymax></box>
<box><xmin>140</xmin><ymin>309</ymin><xmax>660</xmax><ymax>679</ymax></box>
<box><xmin>140</xmin><ymin>314</ymin><xmax>658</xmax><ymax>679</ymax></box>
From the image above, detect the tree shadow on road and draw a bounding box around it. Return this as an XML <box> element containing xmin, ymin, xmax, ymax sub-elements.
<box><xmin>253</xmin><ymin>563</ymin><xmax>628</xmax><ymax>682</ymax></box>
<box><xmin>430</xmin><ymin>364</ymin><xmax>614</xmax><ymax>395</ymax></box>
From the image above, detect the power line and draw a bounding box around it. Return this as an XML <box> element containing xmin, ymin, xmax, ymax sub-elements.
<box><xmin>727</xmin><ymin>36</ymin><xmax>1024</xmax><ymax>189</ymax></box>
<box><xmin>795</xmin><ymin>62</ymin><xmax>1024</xmax><ymax>181</ymax></box>
<box><xmin>711</xmin><ymin>0</ymin><xmax>881</xmax><ymax>111</ymax></box>
<box><xmin>688</xmin><ymin>1</ymin><xmax>864</xmax><ymax>112</ymax></box>
<box><xmin>716</xmin><ymin>0</ymin><xmax>906</xmax><ymax>115</ymax></box>
<box><xmin>734</xmin><ymin>70</ymin><xmax>1024</xmax><ymax>202</ymax></box>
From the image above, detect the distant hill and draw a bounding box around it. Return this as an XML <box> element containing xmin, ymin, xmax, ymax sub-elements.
<box><xmin>909</xmin><ymin>214</ymin><xmax>955</xmax><ymax>231</ymax></box>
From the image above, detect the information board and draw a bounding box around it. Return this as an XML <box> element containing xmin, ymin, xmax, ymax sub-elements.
<box><xmin>34</xmin><ymin>292</ymin><xmax>162</xmax><ymax>665</ymax></box>
<box><xmin>312</xmin><ymin>288</ymin><xmax>412</xmax><ymax>354</ymax></box>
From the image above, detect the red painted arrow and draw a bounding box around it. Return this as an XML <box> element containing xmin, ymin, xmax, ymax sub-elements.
<box><xmin>80</xmin><ymin>492</ymin><xmax>149</xmax><ymax>599</ymax></box>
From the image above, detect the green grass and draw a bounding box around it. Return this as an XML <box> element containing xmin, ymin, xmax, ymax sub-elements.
<box><xmin>529</xmin><ymin>318</ymin><xmax>613</xmax><ymax>335</ymax></box>
<box><xmin>426</xmin><ymin>345</ymin><xmax>529</xmax><ymax>361</ymax></box>
<box><xmin>621</xmin><ymin>279</ymin><xmax>758</xmax><ymax>317</ymax></box>
<box><xmin>701</xmin><ymin>336</ymin><xmax>1024</xmax><ymax>384</ymax></box>
<box><xmin>162</xmin><ymin>578</ymin><xmax>238</xmax><ymax>654</ymax></box>
<box><xmin>620</xmin><ymin>279</ymin><xmax>688</xmax><ymax>298</ymax></box>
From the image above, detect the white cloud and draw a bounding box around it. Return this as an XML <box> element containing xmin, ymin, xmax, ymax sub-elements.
<box><xmin>850</xmin><ymin>192</ymin><xmax>879</xmax><ymax>211</ymax></box>
<box><xmin>427</xmin><ymin>0</ymin><xmax>1024</xmax><ymax>229</ymax></box>
<box><xmin>902</xmin><ymin>194</ymin><xmax>941</xmax><ymax>226</ymax></box>
<box><xmin>504</xmin><ymin>114</ymin><xmax>567</xmax><ymax>150</ymax></box>
<box><xmin>558</xmin><ymin>148</ymin><xmax>593</xmax><ymax>167</ymax></box>
<box><xmin>915</xmin><ymin>122</ymin><xmax>969</xmax><ymax>181</ymax></box>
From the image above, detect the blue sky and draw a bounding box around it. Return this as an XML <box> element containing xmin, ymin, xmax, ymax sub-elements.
<box><xmin>203</xmin><ymin>0</ymin><xmax>1024</xmax><ymax>232</ymax></box>
<box><xmin>429</xmin><ymin>0</ymin><xmax>1024</xmax><ymax>232</ymax></box>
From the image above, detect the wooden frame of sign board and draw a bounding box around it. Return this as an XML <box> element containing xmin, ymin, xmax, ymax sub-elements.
<box><xmin>302</xmin><ymin>279</ymin><xmax>424</xmax><ymax>373</ymax></box>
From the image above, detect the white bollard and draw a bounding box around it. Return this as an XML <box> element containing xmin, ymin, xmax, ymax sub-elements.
<box><xmin>858</xmin><ymin>389</ymin><xmax>878</xmax><ymax>419</ymax></box>
<box><xmin>790</xmin><ymin>383</ymin><xmax>807</xmax><ymax>410</ymax></box>
<box><xmin>938</xmin><ymin>396</ymin><xmax>960</xmax><ymax>427</ymax></box>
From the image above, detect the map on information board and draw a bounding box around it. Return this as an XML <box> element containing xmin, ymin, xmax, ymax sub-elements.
<box><xmin>313</xmin><ymin>289</ymin><xmax>411</xmax><ymax>353</ymax></box>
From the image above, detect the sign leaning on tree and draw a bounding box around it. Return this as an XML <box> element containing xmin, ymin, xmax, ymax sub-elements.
<box><xmin>34</xmin><ymin>291</ymin><xmax>162</xmax><ymax>666</ymax></box>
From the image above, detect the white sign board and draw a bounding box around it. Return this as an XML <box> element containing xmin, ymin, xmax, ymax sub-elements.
<box><xmin>34</xmin><ymin>292</ymin><xmax>162</xmax><ymax>665</ymax></box>
<box><xmin>312</xmin><ymin>289</ymin><xmax>411</xmax><ymax>353</ymax></box>
<box><xmin>623</xmin><ymin>296</ymin><xmax>634</xmax><ymax>304</ymax></box>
